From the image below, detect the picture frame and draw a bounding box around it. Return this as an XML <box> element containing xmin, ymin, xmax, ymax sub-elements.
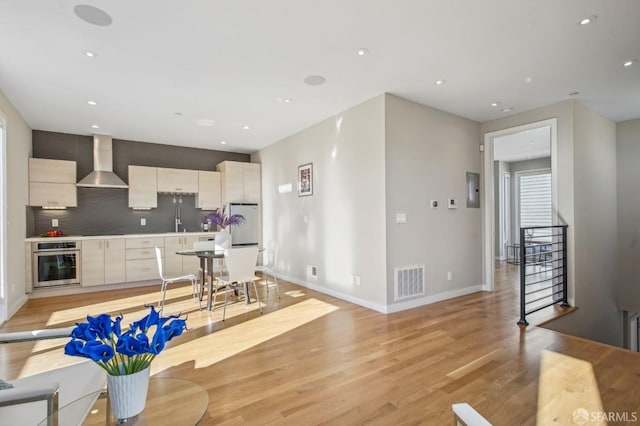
<box><xmin>298</xmin><ymin>163</ymin><xmax>313</xmax><ymax>196</ymax></box>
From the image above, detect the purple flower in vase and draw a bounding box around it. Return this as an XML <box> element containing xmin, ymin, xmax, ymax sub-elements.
<box><xmin>205</xmin><ymin>205</ymin><xmax>246</xmax><ymax>230</ymax></box>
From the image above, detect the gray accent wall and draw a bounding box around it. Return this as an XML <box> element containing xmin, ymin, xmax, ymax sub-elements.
<box><xmin>385</xmin><ymin>94</ymin><xmax>482</xmax><ymax>307</ymax></box>
<box><xmin>616</xmin><ymin>118</ymin><xmax>640</xmax><ymax>312</ymax></box>
<box><xmin>29</xmin><ymin>131</ymin><xmax>249</xmax><ymax>236</ymax></box>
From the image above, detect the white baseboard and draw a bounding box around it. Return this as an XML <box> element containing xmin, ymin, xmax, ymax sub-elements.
<box><xmin>277</xmin><ymin>273</ymin><xmax>388</xmax><ymax>313</ymax></box>
<box><xmin>28</xmin><ymin>280</ymin><xmax>159</xmax><ymax>299</ymax></box>
<box><xmin>386</xmin><ymin>285</ymin><xmax>484</xmax><ymax>314</ymax></box>
<box><xmin>8</xmin><ymin>293</ymin><xmax>29</xmax><ymax>319</ymax></box>
<box><xmin>277</xmin><ymin>272</ymin><xmax>484</xmax><ymax>315</ymax></box>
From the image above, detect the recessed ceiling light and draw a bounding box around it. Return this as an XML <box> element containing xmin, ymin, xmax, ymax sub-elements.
<box><xmin>623</xmin><ymin>60</ymin><xmax>637</xmax><ymax>67</ymax></box>
<box><xmin>74</xmin><ymin>5</ymin><xmax>113</xmax><ymax>26</ymax></box>
<box><xmin>196</xmin><ymin>118</ymin><xmax>216</xmax><ymax>126</ymax></box>
<box><xmin>243</xmin><ymin>125</ymin><xmax>250</xmax><ymax>130</ymax></box>
<box><xmin>304</xmin><ymin>75</ymin><xmax>326</xmax><ymax>86</ymax></box>
<box><xmin>491</xmin><ymin>102</ymin><xmax>500</xmax><ymax>107</ymax></box>
<box><xmin>569</xmin><ymin>91</ymin><xmax>580</xmax><ymax>96</ymax></box>
<box><xmin>525</xmin><ymin>77</ymin><xmax>533</xmax><ymax>83</ymax></box>
<box><xmin>87</xmin><ymin>100</ymin><xmax>97</xmax><ymax>106</ymax></box>
<box><xmin>502</xmin><ymin>107</ymin><xmax>513</xmax><ymax>113</ymax></box>
<box><xmin>82</xmin><ymin>50</ymin><xmax>97</xmax><ymax>58</ymax></box>
<box><xmin>435</xmin><ymin>79</ymin><xmax>446</xmax><ymax>85</ymax></box>
<box><xmin>91</xmin><ymin>124</ymin><xmax>100</xmax><ymax>129</ymax></box>
<box><xmin>278</xmin><ymin>97</ymin><xmax>293</xmax><ymax>103</ymax></box>
<box><xmin>579</xmin><ymin>15</ymin><xmax>597</xmax><ymax>25</ymax></box>
<box><xmin>529</xmin><ymin>141</ymin><xmax>535</xmax><ymax>145</ymax></box>
<box><xmin>174</xmin><ymin>112</ymin><xmax>182</xmax><ymax>116</ymax></box>
<box><xmin>357</xmin><ymin>48</ymin><xmax>369</xmax><ymax>56</ymax></box>
<box><xmin>220</xmin><ymin>141</ymin><xmax>227</xmax><ymax>145</ymax></box>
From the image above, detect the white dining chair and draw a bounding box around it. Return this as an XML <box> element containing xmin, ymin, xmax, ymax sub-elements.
<box><xmin>154</xmin><ymin>247</ymin><xmax>199</xmax><ymax>313</ymax></box>
<box><xmin>256</xmin><ymin>241</ymin><xmax>280</xmax><ymax>297</ymax></box>
<box><xmin>214</xmin><ymin>247</ymin><xmax>262</xmax><ymax>321</ymax></box>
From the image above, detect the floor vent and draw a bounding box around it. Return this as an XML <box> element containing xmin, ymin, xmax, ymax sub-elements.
<box><xmin>394</xmin><ymin>264</ymin><xmax>425</xmax><ymax>301</ymax></box>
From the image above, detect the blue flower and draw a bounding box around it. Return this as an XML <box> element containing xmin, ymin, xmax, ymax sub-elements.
<box><xmin>82</xmin><ymin>340</ymin><xmax>114</xmax><ymax>363</ymax></box>
<box><xmin>64</xmin><ymin>306</ymin><xmax>187</xmax><ymax>375</ymax></box>
<box><xmin>116</xmin><ymin>334</ymin><xmax>146</xmax><ymax>356</ymax></box>
<box><xmin>163</xmin><ymin>319</ymin><xmax>187</xmax><ymax>341</ymax></box>
<box><xmin>87</xmin><ymin>313</ymin><xmax>112</xmax><ymax>340</ymax></box>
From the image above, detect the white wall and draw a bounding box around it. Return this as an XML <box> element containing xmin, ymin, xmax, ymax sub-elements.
<box><xmin>254</xmin><ymin>95</ymin><xmax>388</xmax><ymax>311</ymax></box>
<box><xmin>617</xmin><ymin>118</ymin><xmax>640</xmax><ymax>312</ymax></box>
<box><xmin>0</xmin><ymin>88</ymin><xmax>31</xmax><ymax>320</ymax></box>
<box><xmin>384</xmin><ymin>94</ymin><xmax>482</xmax><ymax>311</ymax></box>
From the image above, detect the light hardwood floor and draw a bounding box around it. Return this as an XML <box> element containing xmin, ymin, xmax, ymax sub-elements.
<box><xmin>1</xmin><ymin>265</ymin><xmax>639</xmax><ymax>425</ymax></box>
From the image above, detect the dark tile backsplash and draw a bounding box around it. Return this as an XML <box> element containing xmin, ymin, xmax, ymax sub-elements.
<box><xmin>28</xmin><ymin>130</ymin><xmax>251</xmax><ymax>237</ymax></box>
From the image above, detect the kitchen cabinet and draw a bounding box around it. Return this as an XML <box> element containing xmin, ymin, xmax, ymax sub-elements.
<box><xmin>82</xmin><ymin>239</ymin><xmax>126</xmax><ymax>287</ymax></box>
<box><xmin>125</xmin><ymin>237</ymin><xmax>164</xmax><ymax>282</ymax></box>
<box><xmin>128</xmin><ymin>166</ymin><xmax>157</xmax><ymax>209</ymax></box>
<box><xmin>28</xmin><ymin>158</ymin><xmax>77</xmax><ymax>207</ymax></box>
<box><xmin>195</xmin><ymin>171</ymin><xmax>221</xmax><ymax>210</ymax></box>
<box><xmin>157</xmin><ymin>168</ymin><xmax>198</xmax><ymax>194</ymax></box>
<box><xmin>216</xmin><ymin>161</ymin><xmax>261</xmax><ymax>204</ymax></box>
<box><xmin>164</xmin><ymin>235</ymin><xmax>199</xmax><ymax>276</ymax></box>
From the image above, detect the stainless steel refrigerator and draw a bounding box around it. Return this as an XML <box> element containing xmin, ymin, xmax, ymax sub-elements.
<box><xmin>228</xmin><ymin>203</ymin><xmax>259</xmax><ymax>246</ymax></box>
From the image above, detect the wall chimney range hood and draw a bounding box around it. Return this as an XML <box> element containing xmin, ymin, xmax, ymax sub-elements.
<box><xmin>77</xmin><ymin>134</ymin><xmax>128</xmax><ymax>188</ymax></box>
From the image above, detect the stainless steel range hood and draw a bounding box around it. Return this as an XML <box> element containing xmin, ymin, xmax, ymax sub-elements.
<box><xmin>77</xmin><ymin>134</ymin><xmax>128</xmax><ymax>188</ymax></box>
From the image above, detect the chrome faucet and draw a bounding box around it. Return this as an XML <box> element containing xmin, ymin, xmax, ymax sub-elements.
<box><xmin>173</xmin><ymin>196</ymin><xmax>182</xmax><ymax>232</ymax></box>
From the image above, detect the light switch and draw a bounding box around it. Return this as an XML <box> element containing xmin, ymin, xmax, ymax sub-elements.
<box><xmin>396</xmin><ymin>213</ymin><xmax>407</xmax><ymax>224</ymax></box>
<box><xmin>448</xmin><ymin>199</ymin><xmax>457</xmax><ymax>209</ymax></box>
<box><xmin>141</xmin><ymin>218</ymin><xmax>146</xmax><ymax>226</ymax></box>
<box><xmin>52</xmin><ymin>219</ymin><xmax>59</xmax><ymax>227</ymax></box>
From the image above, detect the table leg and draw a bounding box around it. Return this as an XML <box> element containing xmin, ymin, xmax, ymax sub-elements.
<box><xmin>198</xmin><ymin>257</ymin><xmax>206</xmax><ymax>302</ymax></box>
<box><xmin>206</xmin><ymin>257</ymin><xmax>214</xmax><ymax>311</ymax></box>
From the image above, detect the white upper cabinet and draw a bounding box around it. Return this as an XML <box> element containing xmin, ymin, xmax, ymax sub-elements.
<box><xmin>216</xmin><ymin>161</ymin><xmax>261</xmax><ymax>204</ymax></box>
<box><xmin>196</xmin><ymin>171</ymin><xmax>221</xmax><ymax>210</ymax></box>
<box><xmin>28</xmin><ymin>158</ymin><xmax>77</xmax><ymax>207</ymax></box>
<box><xmin>157</xmin><ymin>168</ymin><xmax>198</xmax><ymax>194</ymax></box>
<box><xmin>128</xmin><ymin>165</ymin><xmax>157</xmax><ymax>209</ymax></box>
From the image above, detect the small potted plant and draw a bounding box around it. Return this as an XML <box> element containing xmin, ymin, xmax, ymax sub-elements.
<box><xmin>205</xmin><ymin>205</ymin><xmax>246</xmax><ymax>249</ymax></box>
<box><xmin>64</xmin><ymin>305</ymin><xmax>187</xmax><ymax>420</ymax></box>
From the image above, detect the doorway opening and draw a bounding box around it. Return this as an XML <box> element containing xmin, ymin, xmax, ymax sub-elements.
<box><xmin>0</xmin><ymin>111</ymin><xmax>6</xmax><ymax>324</ymax></box>
<box><xmin>482</xmin><ymin>118</ymin><xmax>557</xmax><ymax>292</ymax></box>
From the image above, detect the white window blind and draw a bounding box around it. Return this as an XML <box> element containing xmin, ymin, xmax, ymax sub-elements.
<box><xmin>519</xmin><ymin>172</ymin><xmax>552</xmax><ymax>228</ymax></box>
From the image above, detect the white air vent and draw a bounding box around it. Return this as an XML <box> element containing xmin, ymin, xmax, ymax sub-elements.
<box><xmin>394</xmin><ymin>264</ymin><xmax>425</xmax><ymax>301</ymax></box>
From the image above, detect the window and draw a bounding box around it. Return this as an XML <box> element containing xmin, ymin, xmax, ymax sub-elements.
<box><xmin>519</xmin><ymin>170</ymin><xmax>552</xmax><ymax>241</ymax></box>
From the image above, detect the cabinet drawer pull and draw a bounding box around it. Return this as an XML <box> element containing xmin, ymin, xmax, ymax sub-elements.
<box><xmin>141</xmin><ymin>241</ymin><xmax>150</xmax><ymax>244</ymax></box>
<box><xmin>142</xmin><ymin>268</ymin><xmax>150</xmax><ymax>272</ymax></box>
<box><xmin>175</xmin><ymin>187</ymin><xmax>182</xmax><ymax>191</ymax></box>
<box><xmin>141</xmin><ymin>251</ymin><xmax>150</xmax><ymax>255</ymax></box>
<box><xmin>47</xmin><ymin>201</ymin><xmax>59</xmax><ymax>205</ymax></box>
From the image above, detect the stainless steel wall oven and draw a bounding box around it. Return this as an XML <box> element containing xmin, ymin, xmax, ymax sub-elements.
<box><xmin>32</xmin><ymin>241</ymin><xmax>81</xmax><ymax>288</ymax></box>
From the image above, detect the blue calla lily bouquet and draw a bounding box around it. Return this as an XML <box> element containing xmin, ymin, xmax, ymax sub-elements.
<box><xmin>64</xmin><ymin>305</ymin><xmax>187</xmax><ymax>376</ymax></box>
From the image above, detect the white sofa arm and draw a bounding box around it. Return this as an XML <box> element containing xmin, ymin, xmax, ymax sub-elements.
<box><xmin>0</xmin><ymin>382</ymin><xmax>59</xmax><ymax>406</ymax></box>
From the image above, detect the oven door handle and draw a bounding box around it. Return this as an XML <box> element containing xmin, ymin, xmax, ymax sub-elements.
<box><xmin>34</xmin><ymin>250</ymin><xmax>80</xmax><ymax>256</ymax></box>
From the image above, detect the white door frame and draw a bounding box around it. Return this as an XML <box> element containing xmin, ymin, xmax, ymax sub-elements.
<box><xmin>499</xmin><ymin>172</ymin><xmax>510</xmax><ymax>259</ymax></box>
<box><xmin>482</xmin><ymin>118</ymin><xmax>558</xmax><ymax>291</ymax></box>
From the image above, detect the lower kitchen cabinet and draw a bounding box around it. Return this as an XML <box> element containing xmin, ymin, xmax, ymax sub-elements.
<box><xmin>125</xmin><ymin>238</ymin><xmax>164</xmax><ymax>282</ymax></box>
<box><xmin>164</xmin><ymin>235</ymin><xmax>199</xmax><ymax>276</ymax></box>
<box><xmin>82</xmin><ymin>239</ymin><xmax>126</xmax><ymax>286</ymax></box>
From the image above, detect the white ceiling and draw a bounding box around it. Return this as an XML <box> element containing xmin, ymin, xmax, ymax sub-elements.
<box><xmin>493</xmin><ymin>126</ymin><xmax>551</xmax><ymax>162</ymax></box>
<box><xmin>1</xmin><ymin>1</ymin><xmax>639</xmax><ymax>153</ymax></box>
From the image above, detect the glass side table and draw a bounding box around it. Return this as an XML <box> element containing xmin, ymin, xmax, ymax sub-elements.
<box><xmin>38</xmin><ymin>377</ymin><xmax>209</xmax><ymax>425</ymax></box>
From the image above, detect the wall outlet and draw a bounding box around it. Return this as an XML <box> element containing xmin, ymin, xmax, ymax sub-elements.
<box><xmin>52</xmin><ymin>219</ymin><xmax>59</xmax><ymax>227</ymax></box>
<box><xmin>141</xmin><ymin>218</ymin><xmax>146</xmax><ymax>226</ymax></box>
<box><xmin>430</xmin><ymin>200</ymin><xmax>439</xmax><ymax>208</ymax></box>
<box><xmin>447</xmin><ymin>271</ymin><xmax>453</xmax><ymax>281</ymax></box>
<box><xmin>355</xmin><ymin>275</ymin><xmax>361</xmax><ymax>286</ymax></box>
<box><xmin>308</xmin><ymin>265</ymin><xmax>317</xmax><ymax>278</ymax></box>
<box><xmin>350</xmin><ymin>274</ymin><xmax>355</xmax><ymax>285</ymax></box>
<box><xmin>448</xmin><ymin>199</ymin><xmax>457</xmax><ymax>209</ymax></box>
<box><xmin>395</xmin><ymin>213</ymin><xmax>407</xmax><ymax>224</ymax></box>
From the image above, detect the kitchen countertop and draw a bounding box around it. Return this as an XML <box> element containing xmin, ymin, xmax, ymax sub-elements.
<box><xmin>25</xmin><ymin>231</ymin><xmax>218</xmax><ymax>243</ymax></box>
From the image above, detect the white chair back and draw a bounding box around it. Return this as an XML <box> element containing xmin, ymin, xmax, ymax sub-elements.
<box><xmin>193</xmin><ymin>240</ymin><xmax>216</xmax><ymax>251</ymax></box>
<box><xmin>154</xmin><ymin>247</ymin><xmax>164</xmax><ymax>279</ymax></box>
<box><xmin>224</xmin><ymin>247</ymin><xmax>259</xmax><ymax>283</ymax></box>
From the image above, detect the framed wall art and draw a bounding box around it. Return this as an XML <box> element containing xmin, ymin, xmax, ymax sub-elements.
<box><xmin>298</xmin><ymin>163</ymin><xmax>313</xmax><ymax>196</ymax></box>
